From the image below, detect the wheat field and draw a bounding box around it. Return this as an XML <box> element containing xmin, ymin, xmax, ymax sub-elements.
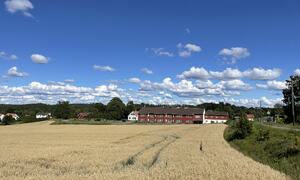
<box><xmin>0</xmin><ymin>121</ymin><xmax>289</xmax><ymax>180</ymax></box>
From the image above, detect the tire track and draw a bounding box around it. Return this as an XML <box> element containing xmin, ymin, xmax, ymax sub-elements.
<box><xmin>115</xmin><ymin>126</ymin><xmax>198</xmax><ymax>171</ymax></box>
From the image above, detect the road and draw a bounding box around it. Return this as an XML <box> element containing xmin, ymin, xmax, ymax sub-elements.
<box><xmin>260</xmin><ymin>123</ymin><xmax>300</xmax><ymax>132</ymax></box>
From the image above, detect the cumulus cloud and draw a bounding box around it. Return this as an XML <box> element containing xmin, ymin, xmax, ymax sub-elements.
<box><xmin>7</xmin><ymin>66</ymin><xmax>28</xmax><ymax>77</ymax></box>
<box><xmin>93</xmin><ymin>65</ymin><xmax>115</xmax><ymax>72</ymax></box>
<box><xmin>150</xmin><ymin>48</ymin><xmax>174</xmax><ymax>57</ymax></box>
<box><xmin>128</xmin><ymin>77</ymin><xmax>141</xmax><ymax>84</ymax></box>
<box><xmin>244</xmin><ymin>68</ymin><xmax>282</xmax><ymax>80</ymax></box>
<box><xmin>219</xmin><ymin>47</ymin><xmax>250</xmax><ymax>64</ymax></box>
<box><xmin>219</xmin><ymin>79</ymin><xmax>252</xmax><ymax>91</ymax></box>
<box><xmin>0</xmin><ymin>51</ymin><xmax>18</xmax><ymax>60</ymax></box>
<box><xmin>141</xmin><ymin>68</ymin><xmax>153</xmax><ymax>74</ymax></box>
<box><xmin>210</xmin><ymin>68</ymin><xmax>243</xmax><ymax>80</ymax></box>
<box><xmin>178</xmin><ymin>67</ymin><xmax>282</xmax><ymax>81</ymax></box>
<box><xmin>5</xmin><ymin>0</ymin><xmax>34</xmax><ymax>17</ymax></box>
<box><xmin>0</xmin><ymin>81</ymin><xmax>126</xmax><ymax>104</ymax></box>
<box><xmin>294</xmin><ymin>69</ymin><xmax>300</xmax><ymax>76</ymax></box>
<box><xmin>136</xmin><ymin>77</ymin><xmax>247</xmax><ymax>98</ymax></box>
<box><xmin>177</xmin><ymin>43</ymin><xmax>202</xmax><ymax>58</ymax></box>
<box><xmin>256</xmin><ymin>80</ymin><xmax>287</xmax><ymax>90</ymax></box>
<box><xmin>177</xmin><ymin>67</ymin><xmax>210</xmax><ymax>79</ymax></box>
<box><xmin>0</xmin><ymin>79</ymin><xmax>280</xmax><ymax>107</ymax></box>
<box><xmin>31</xmin><ymin>54</ymin><xmax>49</xmax><ymax>64</ymax></box>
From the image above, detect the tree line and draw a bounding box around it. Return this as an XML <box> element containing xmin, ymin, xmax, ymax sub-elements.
<box><xmin>0</xmin><ymin>97</ymin><xmax>284</xmax><ymax>122</ymax></box>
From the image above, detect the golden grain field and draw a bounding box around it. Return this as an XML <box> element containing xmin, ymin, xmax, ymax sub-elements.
<box><xmin>0</xmin><ymin>121</ymin><xmax>289</xmax><ymax>180</ymax></box>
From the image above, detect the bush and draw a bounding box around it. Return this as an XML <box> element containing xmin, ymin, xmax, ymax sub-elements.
<box><xmin>226</xmin><ymin>118</ymin><xmax>253</xmax><ymax>141</ymax></box>
<box><xmin>256</xmin><ymin>128</ymin><xmax>270</xmax><ymax>141</ymax></box>
<box><xmin>264</xmin><ymin>134</ymin><xmax>300</xmax><ymax>158</ymax></box>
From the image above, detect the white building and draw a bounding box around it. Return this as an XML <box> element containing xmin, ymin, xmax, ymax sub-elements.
<box><xmin>202</xmin><ymin>110</ymin><xmax>229</xmax><ymax>124</ymax></box>
<box><xmin>128</xmin><ymin>111</ymin><xmax>139</xmax><ymax>121</ymax></box>
<box><xmin>0</xmin><ymin>114</ymin><xmax>5</xmax><ymax>122</ymax></box>
<box><xmin>36</xmin><ymin>112</ymin><xmax>52</xmax><ymax>119</ymax></box>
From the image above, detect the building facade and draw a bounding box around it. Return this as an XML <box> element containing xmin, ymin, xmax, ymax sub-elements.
<box><xmin>246</xmin><ymin>114</ymin><xmax>255</xmax><ymax>121</ymax></box>
<box><xmin>128</xmin><ymin>111</ymin><xmax>139</xmax><ymax>121</ymax></box>
<box><xmin>36</xmin><ymin>112</ymin><xmax>52</xmax><ymax>119</ymax></box>
<box><xmin>137</xmin><ymin>107</ymin><xmax>229</xmax><ymax>124</ymax></box>
<box><xmin>203</xmin><ymin>110</ymin><xmax>229</xmax><ymax>124</ymax></box>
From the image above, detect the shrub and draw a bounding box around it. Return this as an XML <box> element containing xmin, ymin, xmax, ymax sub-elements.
<box><xmin>225</xmin><ymin>116</ymin><xmax>253</xmax><ymax>141</ymax></box>
<box><xmin>256</xmin><ymin>128</ymin><xmax>270</xmax><ymax>141</ymax></box>
<box><xmin>264</xmin><ymin>134</ymin><xmax>300</xmax><ymax>158</ymax></box>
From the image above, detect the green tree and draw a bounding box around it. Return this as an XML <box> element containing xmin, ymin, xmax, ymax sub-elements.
<box><xmin>282</xmin><ymin>75</ymin><xmax>300</xmax><ymax>123</ymax></box>
<box><xmin>106</xmin><ymin>97</ymin><xmax>126</xmax><ymax>120</ymax></box>
<box><xmin>126</xmin><ymin>101</ymin><xmax>135</xmax><ymax>114</ymax></box>
<box><xmin>54</xmin><ymin>101</ymin><xmax>73</xmax><ymax>119</ymax></box>
<box><xmin>94</xmin><ymin>103</ymin><xmax>106</xmax><ymax>113</ymax></box>
<box><xmin>226</xmin><ymin>112</ymin><xmax>253</xmax><ymax>141</ymax></box>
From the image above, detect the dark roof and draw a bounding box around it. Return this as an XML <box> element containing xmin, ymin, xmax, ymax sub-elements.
<box><xmin>36</xmin><ymin>112</ymin><xmax>50</xmax><ymax>116</ymax></box>
<box><xmin>139</xmin><ymin>107</ymin><xmax>204</xmax><ymax>115</ymax></box>
<box><xmin>205</xmin><ymin>111</ymin><xmax>229</xmax><ymax>116</ymax></box>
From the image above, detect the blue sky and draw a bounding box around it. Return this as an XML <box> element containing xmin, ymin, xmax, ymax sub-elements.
<box><xmin>0</xmin><ymin>0</ymin><xmax>300</xmax><ymax>106</ymax></box>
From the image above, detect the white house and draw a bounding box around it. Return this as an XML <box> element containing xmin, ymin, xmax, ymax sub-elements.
<box><xmin>0</xmin><ymin>114</ymin><xmax>5</xmax><ymax>122</ymax></box>
<box><xmin>202</xmin><ymin>110</ymin><xmax>229</xmax><ymax>124</ymax></box>
<box><xmin>128</xmin><ymin>111</ymin><xmax>139</xmax><ymax>121</ymax></box>
<box><xmin>36</xmin><ymin>112</ymin><xmax>52</xmax><ymax>119</ymax></box>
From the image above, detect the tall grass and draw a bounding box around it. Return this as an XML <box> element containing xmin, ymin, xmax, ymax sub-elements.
<box><xmin>225</xmin><ymin>122</ymin><xmax>299</xmax><ymax>180</ymax></box>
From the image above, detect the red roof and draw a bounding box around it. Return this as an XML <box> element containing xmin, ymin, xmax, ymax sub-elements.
<box><xmin>247</xmin><ymin>114</ymin><xmax>254</xmax><ymax>118</ymax></box>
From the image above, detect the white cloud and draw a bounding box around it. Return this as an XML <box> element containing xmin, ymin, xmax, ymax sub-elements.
<box><xmin>225</xmin><ymin>97</ymin><xmax>283</xmax><ymax>108</ymax></box>
<box><xmin>177</xmin><ymin>67</ymin><xmax>210</xmax><ymax>79</ymax></box>
<box><xmin>0</xmin><ymin>51</ymin><xmax>18</xmax><ymax>60</ymax></box>
<box><xmin>244</xmin><ymin>68</ymin><xmax>282</xmax><ymax>80</ymax></box>
<box><xmin>210</xmin><ymin>68</ymin><xmax>243</xmax><ymax>80</ymax></box>
<box><xmin>178</xmin><ymin>43</ymin><xmax>202</xmax><ymax>58</ymax></box>
<box><xmin>64</xmin><ymin>79</ymin><xmax>75</xmax><ymax>83</ymax></box>
<box><xmin>159</xmin><ymin>91</ymin><xmax>173</xmax><ymax>99</ymax></box>
<box><xmin>219</xmin><ymin>47</ymin><xmax>250</xmax><ymax>64</ymax></box>
<box><xmin>5</xmin><ymin>0</ymin><xmax>34</xmax><ymax>17</ymax></box>
<box><xmin>7</xmin><ymin>66</ymin><xmax>28</xmax><ymax>77</ymax></box>
<box><xmin>294</xmin><ymin>69</ymin><xmax>300</xmax><ymax>76</ymax></box>
<box><xmin>151</xmin><ymin>48</ymin><xmax>174</xmax><ymax>57</ymax></box>
<box><xmin>218</xmin><ymin>79</ymin><xmax>252</xmax><ymax>91</ymax></box>
<box><xmin>137</xmin><ymin>77</ymin><xmax>246</xmax><ymax>98</ymax></box>
<box><xmin>178</xmin><ymin>67</ymin><xmax>282</xmax><ymax>81</ymax></box>
<box><xmin>0</xmin><ymin>79</ymin><xmax>281</xmax><ymax>107</ymax></box>
<box><xmin>141</xmin><ymin>68</ymin><xmax>153</xmax><ymax>74</ymax></box>
<box><xmin>185</xmin><ymin>43</ymin><xmax>201</xmax><ymax>52</ymax></box>
<box><xmin>128</xmin><ymin>77</ymin><xmax>141</xmax><ymax>84</ymax></box>
<box><xmin>93</xmin><ymin>65</ymin><xmax>115</xmax><ymax>72</ymax></box>
<box><xmin>256</xmin><ymin>80</ymin><xmax>287</xmax><ymax>90</ymax></box>
<box><xmin>31</xmin><ymin>54</ymin><xmax>49</xmax><ymax>64</ymax></box>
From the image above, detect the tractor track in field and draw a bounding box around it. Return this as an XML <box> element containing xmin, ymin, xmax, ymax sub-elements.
<box><xmin>112</xmin><ymin>126</ymin><xmax>183</xmax><ymax>144</ymax></box>
<box><xmin>115</xmin><ymin>126</ymin><xmax>198</xmax><ymax>171</ymax></box>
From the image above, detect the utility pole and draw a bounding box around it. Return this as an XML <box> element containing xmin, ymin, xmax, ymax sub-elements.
<box><xmin>291</xmin><ymin>82</ymin><xmax>296</xmax><ymax>126</ymax></box>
